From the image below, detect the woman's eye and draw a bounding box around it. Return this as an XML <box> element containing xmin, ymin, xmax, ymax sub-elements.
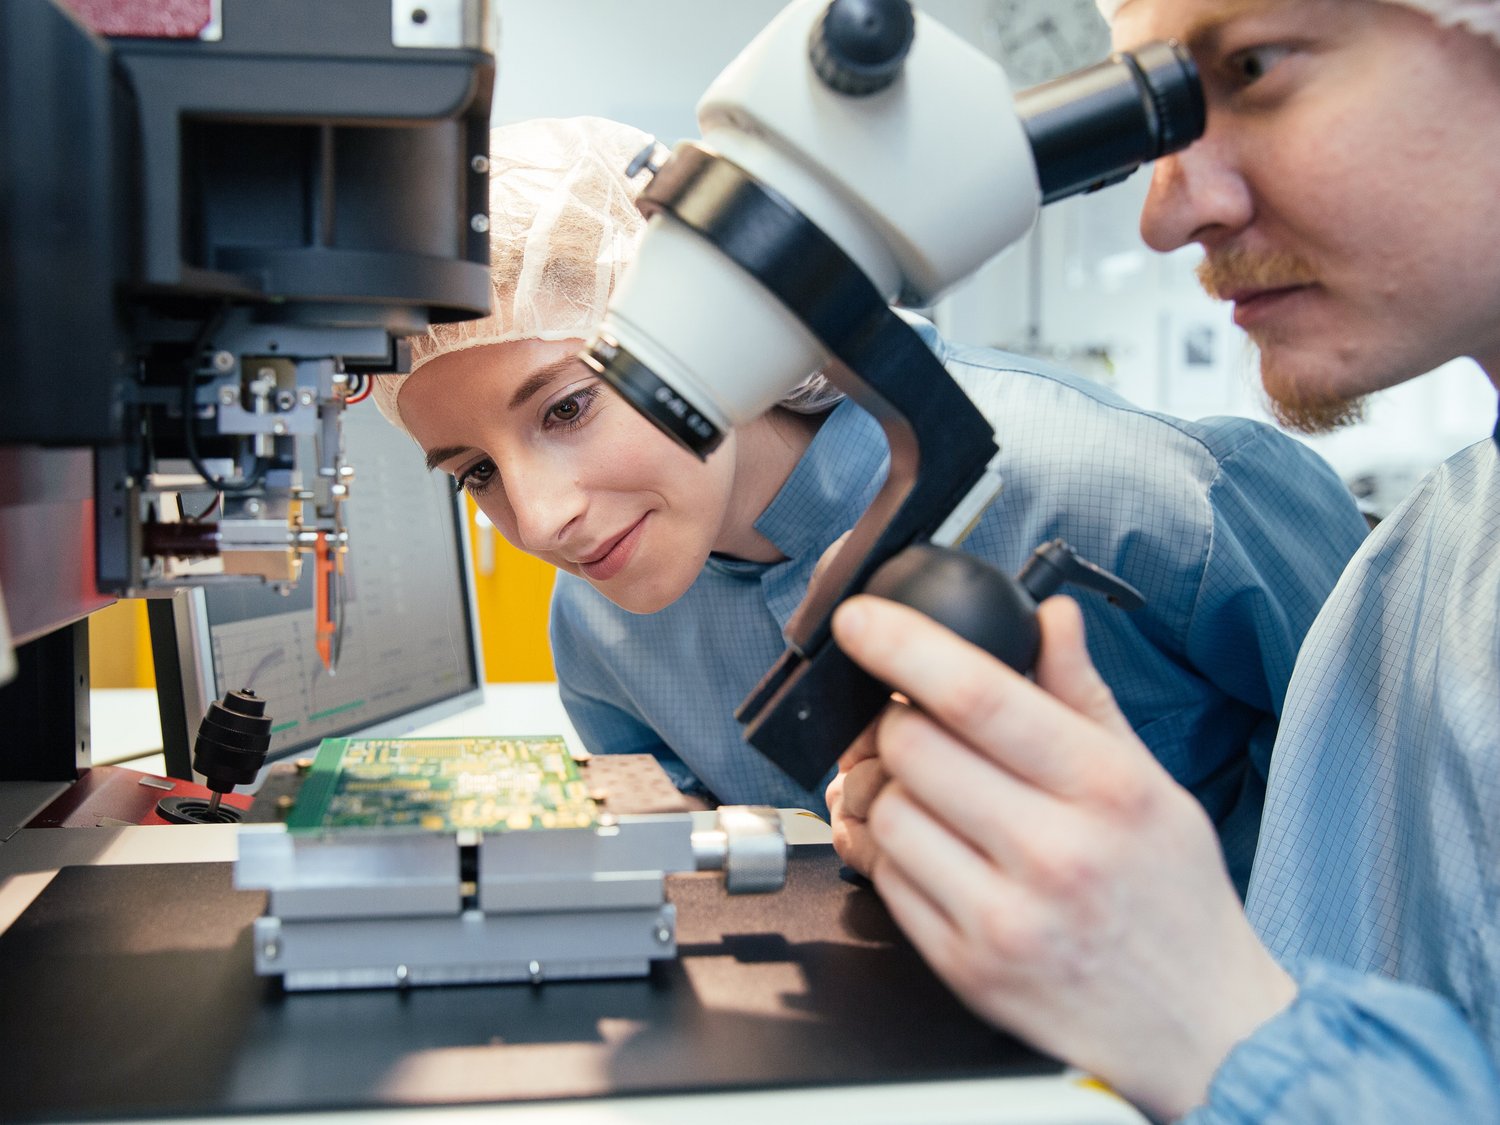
<box><xmin>453</xmin><ymin>458</ymin><xmax>497</xmax><ymax>496</ymax></box>
<box><xmin>545</xmin><ymin>386</ymin><xmax>600</xmax><ymax>431</ymax></box>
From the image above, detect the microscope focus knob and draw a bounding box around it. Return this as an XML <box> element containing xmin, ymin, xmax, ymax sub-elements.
<box><xmin>809</xmin><ymin>0</ymin><xmax>915</xmax><ymax>96</ymax></box>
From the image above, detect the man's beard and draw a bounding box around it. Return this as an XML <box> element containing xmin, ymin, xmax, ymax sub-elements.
<box><xmin>1260</xmin><ymin>361</ymin><xmax>1366</xmax><ymax>434</ymax></box>
<box><xmin>1197</xmin><ymin>248</ymin><xmax>1365</xmax><ymax>434</ymax></box>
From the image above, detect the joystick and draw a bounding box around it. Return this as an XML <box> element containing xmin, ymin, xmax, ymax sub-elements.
<box><xmin>156</xmin><ymin>688</ymin><xmax>272</xmax><ymax>824</ymax></box>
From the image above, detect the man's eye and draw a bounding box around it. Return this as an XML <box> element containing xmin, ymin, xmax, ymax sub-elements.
<box><xmin>1226</xmin><ymin>44</ymin><xmax>1292</xmax><ymax>86</ymax></box>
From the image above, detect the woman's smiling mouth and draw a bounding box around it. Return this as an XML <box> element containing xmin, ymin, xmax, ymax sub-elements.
<box><xmin>578</xmin><ymin>516</ymin><xmax>648</xmax><ymax>582</ymax></box>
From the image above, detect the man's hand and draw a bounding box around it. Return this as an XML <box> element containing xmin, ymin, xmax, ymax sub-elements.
<box><xmin>830</xmin><ymin>593</ymin><xmax>1297</xmax><ymax>1122</ymax></box>
<box><xmin>826</xmin><ymin>729</ymin><xmax>886</xmax><ymax>876</ymax></box>
<box><xmin>806</xmin><ymin>529</ymin><xmax>890</xmax><ymax>874</ymax></box>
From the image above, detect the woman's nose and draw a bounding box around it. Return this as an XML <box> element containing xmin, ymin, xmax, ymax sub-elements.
<box><xmin>504</xmin><ymin>457</ymin><xmax>587</xmax><ymax>554</ymax></box>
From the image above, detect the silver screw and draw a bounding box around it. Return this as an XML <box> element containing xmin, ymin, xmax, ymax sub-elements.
<box><xmin>272</xmin><ymin>420</ymin><xmax>287</xmax><ymax>435</ymax></box>
<box><xmin>470</xmin><ymin>213</ymin><xmax>490</xmax><ymax>234</ymax></box>
<box><xmin>244</xmin><ymin>499</ymin><xmax>263</xmax><ymax>516</ymax></box>
<box><xmin>471</xmin><ymin>154</ymin><xmax>490</xmax><ymax>174</ymax></box>
<box><xmin>262</xmin><ymin>939</ymin><xmax>281</xmax><ymax>961</ymax></box>
<box><xmin>528</xmin><ymin>960</ymin><xmax>543</xmax><ymax>984</ymax></box>
<box><xmin>395</xmin><ymin>964</ymin><xmax>409</xmax><ymax>984</ymax></box>
<box><xmin>218</xmin><ymin>386</ymin><xmax>238</xmax><ymax>406</ymax></box>
<box><xmin>298</xmin><ymin>389</ymin><xmax>315</xmax><ymax>407</ymax></box>
<box><xmin>654</xmin><ymin>923</ymin><xmax>672</xmax><ymax>944</ymax></box>
<box><xmin>211</xmin><ymin>350</ymin><xmax>235</xmax><ymax>372</ymax></box>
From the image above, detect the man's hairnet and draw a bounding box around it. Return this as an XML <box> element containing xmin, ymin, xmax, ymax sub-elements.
<box><xmin>1094</xmin><ymin>0</ymin><xmax>1500</xmax><ymax>43</ymax></box>
<box><xmin>373</xmin><ymin>115</ymin><xmax>842</xmax><ymax>433</ymax></box>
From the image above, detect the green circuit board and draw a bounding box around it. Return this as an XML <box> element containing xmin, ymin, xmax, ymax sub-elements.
<box><xmin>285</xmin><ymin>735</ymin><xmax>596</xmax><ymax>834</ymax></box>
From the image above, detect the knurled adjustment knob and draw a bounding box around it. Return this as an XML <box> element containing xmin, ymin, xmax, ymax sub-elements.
<box><xmin>808</xmin><ymin>0</ymin><xmax>915</xmax><ymax>97</ymax></box>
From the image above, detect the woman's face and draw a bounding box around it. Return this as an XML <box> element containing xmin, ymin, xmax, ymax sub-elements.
<box><xmin>398</xmin><ymin>338</ymin><xmax>743</xmax><ymax>614</ymax></box>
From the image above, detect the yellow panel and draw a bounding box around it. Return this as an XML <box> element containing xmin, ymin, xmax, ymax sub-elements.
<box><xmin>466</xmin><ymin>497</ymin><xmax>557</xmax><ymax>682</ymax></box>
<box><xmin>88</xmin><ymin>599</ymin><xmax>156</xmax><ymax>689</ymax></box>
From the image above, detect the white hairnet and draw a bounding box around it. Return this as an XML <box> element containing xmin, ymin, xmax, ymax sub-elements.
<box><xmin>373</xmin><ymin>115</ymin><xmax>843</xmax><ymax>432</ymax></box>
<box><xmin>1094</xmin><ymin>0</ymin><xmax>1500</xmax><ymax>42</ymax></box>
<box><xmin>372</xmin><ymin>116</ymin><xmax>655</xmax><ymax>429</ymax></box>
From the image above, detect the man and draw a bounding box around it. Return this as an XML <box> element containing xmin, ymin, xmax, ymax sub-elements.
<box><xmin>827</xmin><ymin>0</ymin><xmax>1500</xmax><ymax>1119</ymax></box>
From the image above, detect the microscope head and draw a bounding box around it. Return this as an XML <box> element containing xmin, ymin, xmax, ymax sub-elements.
<box><xmin>581</xmin><ymin>0</ymin><xmax>1202</xmax><ymax>459</ymax></box>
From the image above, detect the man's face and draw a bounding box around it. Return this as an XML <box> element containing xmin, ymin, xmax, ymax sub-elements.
<box><xmin>1114</xmin><ymin>0</ymin><xmax>1500</xmax><ymax>431</ymax></box>
<box><xmin>399</xmin><ymin>338</ymin><xmax>741</xmax><ymax>615</ymax></box>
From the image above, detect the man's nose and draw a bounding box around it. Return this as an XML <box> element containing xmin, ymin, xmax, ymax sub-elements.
<box><xmin>1138</xmin><ymin>131</ymin><xmax>1252</xmax><ymax>254</ymax></box>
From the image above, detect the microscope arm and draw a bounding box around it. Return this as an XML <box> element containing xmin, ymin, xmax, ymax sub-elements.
<box><xmin>631</xmin><ymin>143</ymin><xmax>998</xmax><ymax>787</ymax></box>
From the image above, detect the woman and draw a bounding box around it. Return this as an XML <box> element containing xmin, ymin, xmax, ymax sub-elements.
<box><xmin>374</xmin><ymin>115</ymin><xmax>1369</xmax><ymax>891</ymax></box>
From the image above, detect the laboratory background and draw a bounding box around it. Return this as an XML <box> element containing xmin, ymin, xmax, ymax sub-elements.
<box><xmin>7</xmin><ymin>0</ymin><xmax>1498</xmax><ymax>1121</ymax></box>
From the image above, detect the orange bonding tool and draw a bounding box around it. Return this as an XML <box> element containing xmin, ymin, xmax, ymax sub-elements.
<box><xmin>314</xmin><ymin>530</ymin><xmax>343</xmax><ymax>674</ymax></box>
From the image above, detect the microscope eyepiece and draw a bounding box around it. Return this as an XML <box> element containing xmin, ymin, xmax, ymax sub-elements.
<box><xmin>1127</xmin><ymin>39</ymin><xmax>1206</xmax><ymax>157</ymax></box>
<box><xmin>1015</xmin><ymin>39</ymin><xmax>1205</xmax><ymax>205</ymax></box>
<box><xmin>582</xmin><ymin>333</ymin><xmax>726</xmax><ymax>458</ymax></box>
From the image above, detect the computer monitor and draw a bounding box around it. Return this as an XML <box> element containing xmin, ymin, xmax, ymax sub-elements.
<box><xmin>150</xmin><ymin>401</ymin><xmax>486</xmax><ymax>781</ymax></box>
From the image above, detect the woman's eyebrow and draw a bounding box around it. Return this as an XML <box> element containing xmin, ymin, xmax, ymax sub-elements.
<box><xmin>424</xmin><ymin>445</ymin><xmax>472</xmax><ymax>473</ymax></box>
<box><xmin>422</xmin><ymin>356</ymin><xmax>588</xmax><ymax>471</ymax></box>
<box><xmin>509</xmin><ymin>355</ymin><xmax>585</xmax><ymax>410</ymax></box>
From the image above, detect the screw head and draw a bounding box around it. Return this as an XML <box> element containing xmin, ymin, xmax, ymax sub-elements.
<box><xmin>212</xmin><ymin>350</ymin><xmax>235</xmax><ymax>372</ymax></box>
<box><xmin>471</xmin><ymin>154</ymin><xmax>490</xmax><ymax>174</ymax></box>
<box><xmin>218</xmin><ymin>386</ymin><xmax>238</xmax><ymax>406</ymax></box>
<box><xmin>470</xmin><ymin>214</ymin><xmax>490</xmax><ymax>234</ymax></box>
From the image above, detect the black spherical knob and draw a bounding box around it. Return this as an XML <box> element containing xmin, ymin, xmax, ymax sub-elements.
<box><xmin>865</xmin><ymin>544</ymin><xmax>1041</xmax><ymax>673</ymax></box>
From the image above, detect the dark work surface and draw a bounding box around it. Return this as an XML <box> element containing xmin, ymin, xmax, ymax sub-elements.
<box><xmin>0</xmin><ymin>846</ymin><xmax>1055</xmax><ymax>1121</ymax></box>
